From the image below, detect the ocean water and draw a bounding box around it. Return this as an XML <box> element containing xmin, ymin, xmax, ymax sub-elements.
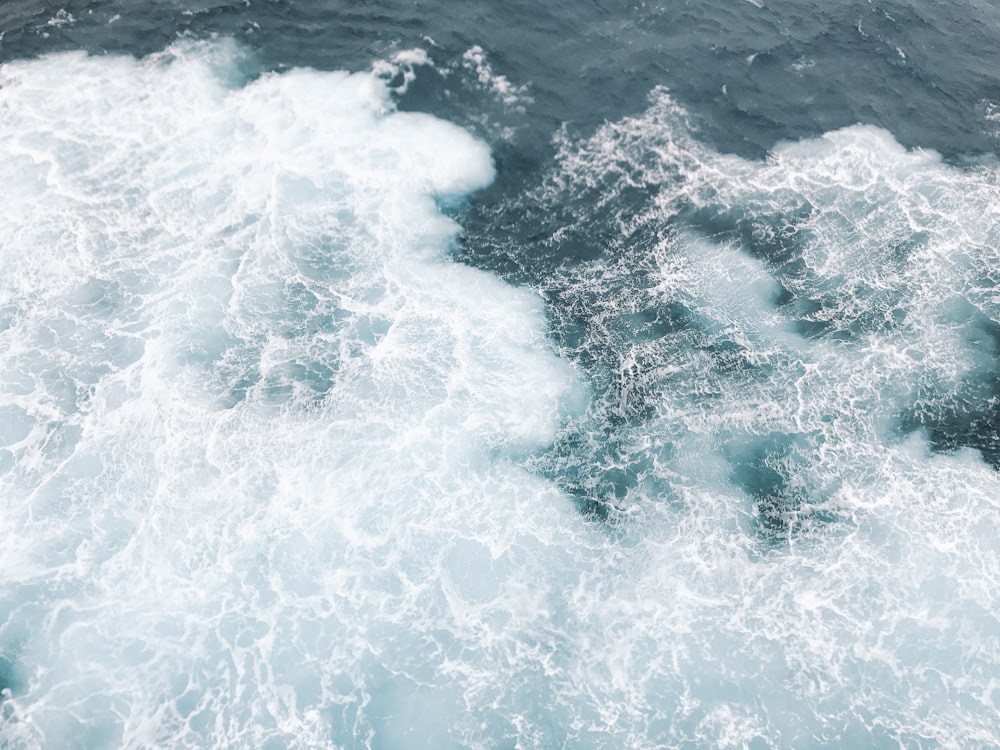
<box><xmin>1</xmin><ymin>2</ymin><xmax>999</xmax><ymax>748</ymax></box>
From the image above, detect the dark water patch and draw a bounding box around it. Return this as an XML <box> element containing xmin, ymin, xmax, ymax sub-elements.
<box><xmin>536</xmin><ymin>422</ymin><xmax>669</xmax><ymax>524</ymax></box>
<box><xmin>791</xmin><ymin>298</ymin><xmax>855</xmax><ymax>343</ymax></box>
<box><xmin>456</xmin><ymin>174</ymin><xmax>664</xmax><ymax>291</ymax></box>
<box><xmin>702</xmin><ymin>337</ymin><xmax>773</xmax><ymax>380</ymax></box>
<box><xmin>680</xmin><ymin>202</ymin><xmax>817</xmax><ymax>273</ymax></box>
<box><xmin>680</xmin><ymin>204</ymin><xmax>933</xmax><ymax>345</ymax></box>
<box><xmin>0</xmin><ymin>653</ymin><xmax>23</xmax><ymax>700</ymax></box>
<box><xmin>723</xmin><ymin>431</ymin><xmax>839</xmax><ymax>543</ymax></box>
<box><xmin>903</xmin><ymin>397</ymin><xmax>1000</xmax><ymax>470</ymax></box>
<box><xmin>897</xmin><ymin>317</ymin><xmax>1000</xmax><ymax>469</ymax></box>
<box><xmin>789</xmin><ymin>291</ymin><xmax>910</xmax><ymax>343</ymax></box>
<box><xmin>4</xmin><ymin>0</ymin><xmax>1000</xmax><ymax>166</ymax></box>
<box><xmin>725</xmin><ymin>432</ymin><xmax>802</xmax><ymax>539</ymax></box>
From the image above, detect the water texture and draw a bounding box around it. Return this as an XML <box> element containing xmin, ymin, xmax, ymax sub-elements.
<box><xmin>1</xmin><ymin>2</ymin><xmax>999</xmax><ymax>748</ymax></box>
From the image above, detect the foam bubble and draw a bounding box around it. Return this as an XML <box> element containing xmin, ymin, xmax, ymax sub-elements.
<box><xmin>462</xmin><ymin>46</ymin><xmax>529</xmax><ymax>109</ymax></box>
<box><xmin>371</xmin><ymin>48</ymin><xmax>434</xmax><ymax>95</ymax></box>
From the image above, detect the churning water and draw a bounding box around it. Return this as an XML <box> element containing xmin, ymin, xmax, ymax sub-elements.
<box><xmin>1</xmin><ymin>2</ymin><xmax>999</xmax><ymax>748</ymax></box>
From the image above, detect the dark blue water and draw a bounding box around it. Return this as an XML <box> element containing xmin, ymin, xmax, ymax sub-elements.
<box><xmin>2</xmin><ymin>2</ymin><xmax>1000</xmax><ymax>748</ymax></box>
<box><xmin>6</xmin><ymin>0</ymin><xmax>1000</xmax><ymax>153</ymax></box>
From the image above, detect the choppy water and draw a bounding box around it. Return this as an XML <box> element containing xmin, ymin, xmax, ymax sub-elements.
<box><xmin>1</xmin><ymin>2</ymin><xmax>999</xmax><ymax>748</ymax></box>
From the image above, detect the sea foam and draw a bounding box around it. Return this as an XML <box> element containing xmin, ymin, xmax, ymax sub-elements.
<box><xmin>0</xmin><ymin>39</ymin><xmax>587</xmax><ymax>749</ymax></box>
<box><xmin>2</xmin><ymin>40</ymin><xmax>1000</xmax><ymax>750</ymax></box>
<box><xmin>523</xmin><ymin>87</ymin><xmax>1000</xmax><ymax>748</ymax></box>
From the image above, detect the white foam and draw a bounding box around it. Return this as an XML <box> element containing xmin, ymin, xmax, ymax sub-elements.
<box><xmin>0</xmin><ymin>39</ymin><xmax>589</xmax><ymax>749</ymax></box>
<box><xmin>4</xmin><ymin>41</ymin><xmax>1000</xmax><ymax>749</ymax></box>
<box><xmin>529</xmin><ymin>88</ymin><xmax>1000</xmax><ymax>746</ymax></box>
<box><xmin>371</xmin><ymin>47</ymin><xmax>434</xmax><ymax>95</ymax></box>
<box><xmin>462</xmin><ymin>45</ymin><xmax>529</xmax><ymax>109</ymax></box>
<box><xmin>45</xmin><ymin>9</ymin><xmax>76</xmax><ymax>27</ymax></box>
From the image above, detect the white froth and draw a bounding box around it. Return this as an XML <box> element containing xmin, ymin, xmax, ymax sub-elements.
<box><xmin>4</xmin><ymin>40</ymin><xmax>1000</xmax><ymax>749</ymax></box>
<box><xmin>533</xmin><ymin>88</ymin><xmax>1000</xmax><ymax>746</ymax></box>
<box><xmin>0</xmin><ymin>39</ymin><xmax>589</xmax><ymax>749</ymax></box>
<box><xmin>371</xmin><ymin>48</ymin><xmax>434</xmax><ymax>95</ymax></box>
<box><xmin>462</xmin><ymin>45</ymin><xmax>529</xmax><ymax>109</ymax></box>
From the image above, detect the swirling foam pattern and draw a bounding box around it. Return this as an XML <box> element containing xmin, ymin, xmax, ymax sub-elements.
<box><xmin>0</xmin><ymin>39</ymin><xmax>588</xmax><ymax>749</ymax></box>
<box><xmin>525</xmin><ymin>89</ymin><xmax>1000</xmax><ymax>748</ymax></box>
<box><xmin>1</xmin><ymin>41</ymin><xmax>1000</xmax><ymax>749</ymax></box>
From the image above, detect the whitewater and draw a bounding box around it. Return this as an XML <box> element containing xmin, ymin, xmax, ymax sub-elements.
<box><xmin>1</xmin><ymin>33</ymin><xmax>999</xmax><ymax>750</ymax></box>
